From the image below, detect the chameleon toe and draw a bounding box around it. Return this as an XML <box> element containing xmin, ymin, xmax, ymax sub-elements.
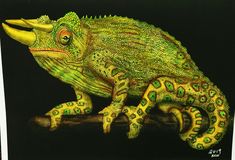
<box><xmin>127</xmin><ymin>123</ymin><xmax>141</xmax><ymax>139</ymax></box>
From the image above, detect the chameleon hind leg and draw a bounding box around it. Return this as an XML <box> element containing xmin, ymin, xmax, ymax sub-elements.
<box><xmin>158</xmin><ymin>103</ymin><xmax>203</xmax><ymax>141</ymax></box>
<box><xmin>46</xmin><ymin>89</ymin><xmax>92</xmax><ymax>130</ymax></box>
<box><xmin>126</xmin><ymin>76</ymin><xmax>200</xmax><ymax>138</ymax></box>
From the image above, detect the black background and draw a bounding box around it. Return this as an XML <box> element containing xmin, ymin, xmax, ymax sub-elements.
<box><xmin>0</xmin><ymin>0</ymin><xmax>235</xmax><ymax>160</ymax></box>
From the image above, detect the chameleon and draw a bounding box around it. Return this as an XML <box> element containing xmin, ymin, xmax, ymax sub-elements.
<box><xmin>2</xmin><ymin>12</ymin><xmax>230</xmax><ymax>150</ymax></box>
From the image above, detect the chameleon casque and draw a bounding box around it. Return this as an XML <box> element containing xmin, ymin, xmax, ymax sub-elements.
<box><xmin>2</xmin><ymin>12</ymin><xmax>230</xmax><ymax>150</ymax></box>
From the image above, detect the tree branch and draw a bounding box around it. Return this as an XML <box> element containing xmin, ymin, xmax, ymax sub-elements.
<box><xmin>30</xmin><ymin>113</ymin><xmax>214</xmax><ymax>132</ymax></box>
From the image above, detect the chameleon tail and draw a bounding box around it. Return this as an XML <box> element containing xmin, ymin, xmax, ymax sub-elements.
<box><xmin>126</xmin><ymin>76</ymin><xmax>229</xmax><ymax>150</ymax></box>
<box><xmin>187</xmin><ymin>84</ymin><xmax>229</xmax><ymax>150</ymax></box>
<box><xmin>158</xmin><ymin>104</ymin><xmax>203</xmax><ymax>141</ymax></box>
<box><xmin>179</xmin><ymin>106</ymin><xmax>203</xmax><ymax>141</ymax></box>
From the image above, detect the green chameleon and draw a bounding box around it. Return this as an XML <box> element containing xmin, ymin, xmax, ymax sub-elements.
<box><xmin>2</xmin><ymin>12</ymin><xmax>229</xmax><ymax>150</ymax></box>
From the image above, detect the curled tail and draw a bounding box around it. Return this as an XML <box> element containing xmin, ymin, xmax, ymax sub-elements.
<box><xmin>187</xmin><ymin>83</ymin><xmax>229</xmax><ymax>150</ymax></box>
<box><xmin>147</xmin><ymin>76</ymin><xmax>230</xmax><ymax>149</ymax></box>
<box><xmin>127</xmin><ymin>76</ymin><xmax>229</xmax><ymax>149</ymax></box>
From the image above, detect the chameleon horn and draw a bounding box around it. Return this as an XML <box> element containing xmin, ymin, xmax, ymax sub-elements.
<box><xmin>22</xmin><ymin>19</ymin><xmax>53</xmax><ymax>32</ymax></box>
<box><xmin>5</xmin><ymin>19</ymin><xmax>38</xmax><ymax>28</ymax></box>
<box><xmin>2</xmin><ymin>23</ymin><xmax>36</xmax><ymax>46</ymax></box>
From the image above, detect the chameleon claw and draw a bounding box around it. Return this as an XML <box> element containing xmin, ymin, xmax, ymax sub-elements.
<box><xmin>99</xmin><ymin>105</ymin><xmax>122</xmax><ymax>134</ymax></box>
<box><xmin>122</xmin><ymin>106</ymin><xmax>142</xmax><ymax>139</ymax></box>
<box><xmin>101</xmin><ymin>116</ymin><xmax>113</xmax><ymax>134</ymax></box>
<box><xmin>49</xmin><ymin>117</ymin><xmax>62</xmax><ymax>131</ymax></box>
<box><xmin>127</xmin><ymin>123</ymin><xmax>141</xmax><ymax>139</ymax></box>
<box><xmin>45</xmin><ymin>112</ymin><xmax>62</xmax><ymax>131</ymax></box>
<box><xmin>103</xmin><ymin>122</ymin><xmax>111</xmax><ymax>134</ymax></box>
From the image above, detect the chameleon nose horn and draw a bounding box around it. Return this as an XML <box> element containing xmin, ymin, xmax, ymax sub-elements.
<box><xmin>21</xmin><ymin>19</ymin><xmax>53</xmax><ymax>32</ymax></box>
<box><xmin>2</xmin><ymin>23</ymin><xmax>36</xmax><ymax>46</ymax></box>
<box><xmin>5</xmin><ymin>19</ymin><xmax>38</xmax><ymax>28</ymax></box>
<box><xmin>5</xmin><ymin>18</ymin><xmax>53</xmax><ymax>32</ymax></box>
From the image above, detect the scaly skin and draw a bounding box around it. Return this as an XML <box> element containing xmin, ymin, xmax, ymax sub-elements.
<box><xmin>2</xmin><ymin>12</ymin><xmax>230</xmax><ymax>150</ymax></box>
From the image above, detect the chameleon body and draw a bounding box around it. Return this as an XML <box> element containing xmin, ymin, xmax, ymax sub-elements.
<box><xmin>2</xmin><ymin>12</ymin><xmax>229</xmax><ymax>150</ymax></box>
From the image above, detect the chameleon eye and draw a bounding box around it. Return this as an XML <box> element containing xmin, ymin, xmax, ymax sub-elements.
<box><xmin>57</xmin><ymin>27</ymin><xmax>72</xmax><ymax>45</ymax></box>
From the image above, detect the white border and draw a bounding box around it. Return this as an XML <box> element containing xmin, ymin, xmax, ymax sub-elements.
<box><xmin>0</xmin><ymin>40</ymin><xmax>8</xmax><ymax>160</ymax></box>
<box><xmin>232</xmin><ymin>113</ymin><xmax>235</xmax><ymax>160</ymax></box>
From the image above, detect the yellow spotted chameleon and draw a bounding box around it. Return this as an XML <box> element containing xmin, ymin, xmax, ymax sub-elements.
<box><xmin>2</xmin><ymin>12</ymin><xmax>230</xmax><ymax>150</ymax></box>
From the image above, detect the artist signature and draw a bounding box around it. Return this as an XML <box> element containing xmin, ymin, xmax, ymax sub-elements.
<box><xmin>208</xmin><ymin>148</ymin><xmax>222</xmax><ymax>158</ymax></box>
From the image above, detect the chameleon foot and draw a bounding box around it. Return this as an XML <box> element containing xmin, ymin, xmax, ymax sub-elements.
<box><xmin>122</xmin><ymin>106</ymin><xmax>144</xmax><ymax>139</ymax></box>
<box><xmin>99</xmin><ymin>105</ymin><xmax>122</xmax><ymax>134</ymax></box>
<box><xmin>127</xmin><ymin>122</ymin><xmax>142</xmax><ymax>139</ymax></box>
<box><xmin>45</xmin><ymin>95</ymin><xmax>93</xmax><ymax>131</ymax></box>
<box><xmin>45</xmin><ymin>109</ymin><xmax>62</xmax><ymax>131</ymax></box>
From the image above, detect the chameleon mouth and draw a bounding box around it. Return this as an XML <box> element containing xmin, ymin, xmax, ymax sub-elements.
<box><xmin>29</xmin><ymin>48</ymin><xmax>69</xmax><ymax>59</ymax></box>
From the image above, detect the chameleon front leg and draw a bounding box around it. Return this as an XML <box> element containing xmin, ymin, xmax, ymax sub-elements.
<box><xmin>45</xmin><ymin>89</ymin><xmax>92</xmax><ymax>130</ymax></box>
<box><xmin>88</xmin><ymin>50</ymin><xmax>129</xmax><ymax>133</ymax></box>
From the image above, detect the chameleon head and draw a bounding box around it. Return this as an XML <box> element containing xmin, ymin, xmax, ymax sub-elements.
<box><xmin>2</xmin><ymin>12</ymin><xmax>86</xmax><ymax>62</ymax></box>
